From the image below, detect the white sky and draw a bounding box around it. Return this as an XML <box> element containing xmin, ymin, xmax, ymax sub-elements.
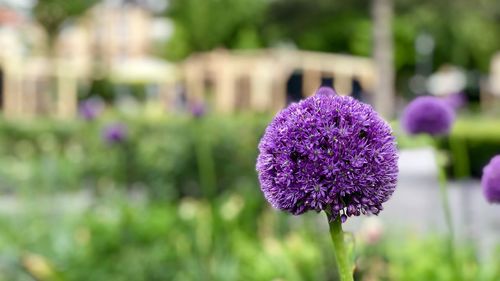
<box><xmin>0</xmin><ymin>0</ymin><xmax>35</xmax><ymax>10</ymax></box>
<box><xmin>0</xmin><ymin>0</ymin><xmax>169</xmax><ymax>13</ymax></box>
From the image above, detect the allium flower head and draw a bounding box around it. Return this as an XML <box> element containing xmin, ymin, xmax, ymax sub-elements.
<box><xmin>102</xmin><ymin>123</ymin><xmax>127</xmax><ymax>144</ymax></box>
<box><xmin>256</xmin><ymin>87</ymin><xmax>398</xmax><ymax>222</ymax></box>
<box><xmin>79</xmin><ymin>98</ymin><xmax>104</xmax><ymax>120</ymax></box>
<box><xmin>402</xmin><ymin>96</ymin><xmax>455</xmax><ymax>136</ymax></box>
<box><xmin>443</xmin><ymin>92</ymin><xmax>467</xmax><ymax>111</ymax></box>
<box><xmin>315</xmin><ymin>86</ymin><xmax>336</xmax><ymax>97</ymax></box>
<box><xmin>481</xmin><ymin>155</ymin><xmax>500</xmax><ymax>203</ymax></box>
<box><xmin>190</xmin><ymin>102</ymin><xmax>206</xmax><ymax>118</ymax></box>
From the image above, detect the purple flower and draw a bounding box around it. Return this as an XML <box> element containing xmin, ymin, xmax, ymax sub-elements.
<box><xmin>481</xmin><ymin>155</ymin><xmax>500</xmax><ymax>203</ymax></box>
<box><xmin>442</xmin><ymin>92</ymin><xmax>467</xmax><ymax>111</ymax></box>
<box><xmin>102</xmin><ymin>123</ymin><xmax>127</xmax><ymax>144</ymax></box>
<box><xmin>256</xmin><ymin>87</ymin><xmax>398</xmax><ymax>222</ymax></box>
<box><xmin>401</xmin><ymin>96</ymin><xmax>455</xmax><ymax>136</ymax></box>
<box><xmin>315</xmin><ymin>86</ymin><xmax>336</xmax><ymax>97</ymax></box>
<box><xmin>79</xmin><ymin>98</ymin><xmax>104</xmax><ymax>120</ymax></box>
<box><xmin>190</xmin><ymin>102</ymin><xmax>206</xmax><ymax>118</ymax></box>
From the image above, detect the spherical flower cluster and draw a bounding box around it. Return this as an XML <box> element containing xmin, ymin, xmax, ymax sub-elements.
<box><xmin>102</xmin><ymin>123</ymin><xmax>127</xmax><ymax>144</ymax></box>
<box><xmin>481</xmin><ymin>155</ymin><xmax>500</xmax><ymax>203</ymax></box>
<box><xmin>256</xmin><ymin>87</ymin><xmax>398</xmax><ymax>222</ymax></box>
<box><xmin>401</xmin><ymin>96</ymin><xmax>455</xmax><ymax>136</ymax></box>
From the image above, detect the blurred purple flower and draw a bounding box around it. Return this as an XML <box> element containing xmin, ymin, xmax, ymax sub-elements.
<box><xmin>256</xmin><ymin>87</ymin><xmax>398</xmax><ymax>222</ymax></box>
<box><xmin>315</xmin><ymin>86</ymin><xmax>337</xmax><ymax>96</ymax></box>
<box><xmin>481</xmin><ymin>155</ymin><xmax>500</xmax><ymax>203</ymax></box>
<box><xmin>79</xmin><ymin>98</ymin><xmax>104</xmax><ymax>120</ymax></box>
<box><xmin>442</xmin><ymin>92</ymin><xmax>467</xmax><ymax>110</ymax></box>
<box><xmin>190</xmin><ymin>102</ymin><xmax>206</xmax><ymax>118</ymax></box>
<box><xmin>102</xmin><ymin>123</ymin><xmax>127</xmax><ymax>144</ymax></box>
<box><xmin>402</xmin><ymin>96</ymin><xmax>455</xmax><ymax>136</ymax></box>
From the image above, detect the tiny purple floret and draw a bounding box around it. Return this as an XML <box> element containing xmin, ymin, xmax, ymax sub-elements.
<box><xmin>102</xmin><ymin>123</ymin><xmax>127</xmax><ymax>144</ymax></box>
<box><xmin>402</xmin><ymin>96</ymin><xmax>455</xmax><ymax>136</ymax></box>
<box><xmin>190</xmin><ymin>102</ymin><xmax>206</xmax><ymax>118</ymax></box>
<box><xmin>79</xmin><ymin>98</ymin><xmax>104</xmax><ymax>120</ymax></box>
<box><xmin>256</xmin><ymin>87</ymin><xmax>399</xmax><ymax>222</ymax></box>
<box><xmin>315</xmin><ymin>86</ymin><xmax>337</xmax><ymax>97</ymax></box>
<box><xmin>442</xmin><ymin>92</ymin><xmax>467</xmax><ymax>111</ymax></box>
<box><xmin>481</xmin><ymin>155</ymin><xmax>500</xmax><ymax>203</ymax></box>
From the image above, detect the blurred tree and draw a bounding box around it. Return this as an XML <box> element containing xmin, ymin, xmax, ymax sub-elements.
<box><xmin>166</xmin><ymin>0</ymin><xmax>267</xmax><ymax>60</ymax></box>
<box><xmin>265</xmin><ymin>0</ymin><xmax>500</xmax><ymax>72</ymax></box>
<box><xmin>373</xmin><ymin>0</ymin><xmax>395</xmax><ymax>118</ymax></box>
<box><xmin>33</xmin><ymin>0</ymin><xmax>98</xmax><ymax>50</ymax></box>
<box><xmin>165</xmin><ymin>0</ymin><xmax>500</xmax><ymax>93</ymax></box>
<box><xmin>395</xmin><ymin>0</ymin><xmax>500</xmax><ymax>71</ymax></box>
<box><xmin>264</xmin><ymin>0</ymin><xmax>371</xmax><ymax>54</ymax></box>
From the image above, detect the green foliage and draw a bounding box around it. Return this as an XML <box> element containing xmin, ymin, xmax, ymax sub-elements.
<box><xmin>394</xmin><ymin>0</ymin><xmax>500</xmax><ymax>71</ymax></box>
<box><xmin>0</xmin><ymin>114</ymin><xmax>498</xmax><ymax>280</ymax></box>
<box><xmin>166</xmin><ymin>0</ymin><xmax>500</xmax><ymax>77</ymax></box>
<box><xmin>0</xmin><ymin>194</ymin><xmax>338</xmax><ymax>281</ymax></box>
<box><xmin>33</xmin><ymin>0</ymin><xmax>98</xmax><ymax>43</ymax></box>
<box><xmin>371</xmin><ymin>235</ymin><xmax>498</xmax><ymax>281</ymax></box>
<box><xmin>264</xmin><ymin>0</ymin><xmax>370</xmax><ymax>54</ymax></box>
<box><xmin>394</xmin><ymin>117</ymin><xmax>500</xmax><ymax>179</ymax></box>
<box><xmin>0</xmin><ymin>193</ymin><xmax>498</xmax><ymax>281</ymax></box>
<box><xmin>0</xmin><ymin>114</ymin><xmax>268</xmax><ymax>199</ymax></box>
<box><xmin>0</xmin><ymin>114</ymin><xmax>498</xmax><ymax>197</ymax></box>
<box><xmin>166</xmin><ymin>0</ymin><xmax>267</xmax><ymax>60</ymax></box>
<box><xmin>447</xmin><ymin>117</ymin><xmax>500</xmax><ymax>178</ymax></box>
<box><xmin>263</xmin><ymin>0</ymin><xmax>500</xmax><ymax>72</ymax></box>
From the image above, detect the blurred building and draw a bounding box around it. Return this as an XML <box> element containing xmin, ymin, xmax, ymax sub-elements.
<box><xmin>0</xmin><ymin>0</ymin><xmax>388</xmax><ymax>118</ymax></box>
<box><xmin>182</xmin><ymin>49</ymin><xmax>376</xmax><ymax>113</ymax></box>
<box><xmin>0</xmin><ymin>0</ymin><xmax>176</xmax><ymax>119</ymax></box>
<box><xmin>427</xmin><ymin>66</ymin><xmax>466</xmax><ymax>97</ymax></box>
<box><xmin>481</xmin><ymin>52</ymin><xmax>500</xmax><ymax>112</ymax></box>
<box><xmin>0</xmin><ymin>4</ymin><xmax>53</xmax><ymax>118</ymax></box>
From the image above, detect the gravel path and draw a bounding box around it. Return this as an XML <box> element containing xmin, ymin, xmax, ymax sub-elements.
<box><xmin>345</xmin><ymin>147</ymin><xmax>500</xmax><ymax>258</ymax></box>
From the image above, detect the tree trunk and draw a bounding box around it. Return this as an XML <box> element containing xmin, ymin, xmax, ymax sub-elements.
<box><xmin>372</xmin><ymin>0</ymin><xmax>395</xmax><ymax>119</ymax></box>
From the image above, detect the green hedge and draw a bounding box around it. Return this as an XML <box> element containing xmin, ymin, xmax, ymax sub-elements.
<box><xmin>0</xmin><ymin>194</ymin><xmax>498</xmax><ymax>281</ymax></box>
<box><xmin>447</xmin><ymin>118</ymin><xmax>500</xmax><ymax>178</ymax></box>
<box><xmin>0</xmin><ymin>114</ymin><xmax>499</xmax><ymax>280</ymax></box>
<box><xmin>394</xmin><ymin>117</ymin><xmax>500</xmax><ymax>179</ymax></box>
<box><xmin>2</xmin><ymin>114</ymin><xmax>497</xmax><ymax>225</ymax></box>
<box><xmin>0</xmin><ymin>115</ymin><xmax>498</xmax><ymax>198</ymax></box>
<box><xmin>0</xmin><ymin>114</ymin><xmax>269</xmax><ymax>199</ymax></box>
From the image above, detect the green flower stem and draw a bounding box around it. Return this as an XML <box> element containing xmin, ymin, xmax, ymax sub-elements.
<box><xmin>436</xmin><ymin>154</ymin><xmax>454</xmax><ymax>242</ymax></box>
<box><xmin>432</xmin><ymin>139</ymin><xmax>462</xmax><ymax>280</ymax></box>
<box><xmin>123</xmin><ymin>141</ymin><xmax>134</xmax><ymax>190</ymax></box>
<box><xmin>449</xmin><ymin>136</ymin><xmax>470</xmax><ymax>179</ymax></box>
<box><xmin>194</xmin><ymin>120</ymin><xmax>217</xmax><ymax>199</ymax></box>
<box><xmin>327</xmin><ymin>215</ymin><xmax>354</xmax><ymax>281</ymax></box>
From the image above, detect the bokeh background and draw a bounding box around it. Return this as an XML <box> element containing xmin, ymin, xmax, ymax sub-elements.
<box><xmin>0</xmin><ymin>0</ymin><xmax>499</xmax><ymax>280</ymax></box>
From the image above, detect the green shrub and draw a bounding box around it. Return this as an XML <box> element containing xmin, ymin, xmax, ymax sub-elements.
<box><xmin>0</xmin><ymin>115</ymin><xmax>498</xmax><ymax>197</ymax></box>
<box><xmin>0</xmin><ymin>194</ymin><xmax>498</xmax><ymax>281</ymax></box>
<box><xmin>0</xmin><ymin>114</ymin><xmax>269</xmax><ymax>199</ymax></box>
